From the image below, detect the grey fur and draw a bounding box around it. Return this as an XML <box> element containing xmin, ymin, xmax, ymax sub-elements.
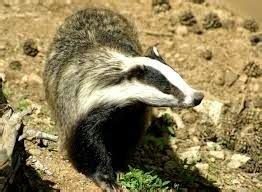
<box><xmin>43</xmin><ymin>8</ymin><xmax>143</xmax><ymax>149</ymax></box>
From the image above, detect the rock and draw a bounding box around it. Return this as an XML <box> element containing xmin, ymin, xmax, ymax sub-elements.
<box><xmin>250</xmin><ymin>33</ymin><xmax>262</xmax><ymax>46</ymax></box>
<box><xmin>195</xmin><ymin>163</ymin><xmax>209</xmax><ymax>171</ymax></box>
<box><xmin>23</xmin><ymin>39</ymin><xmax>39</xmax><ymax>57</ymax></box>
<box><xmin>182</xmin><ymin>111</ymin><xmax>197</xmax><ymax>124</ymax></box>
<box><xmin>194</xmin><ymin>99</ymin><xmax>224</xmax><ymax>125</ymax></box>
<box><xmin>28</xmin><ymin>73</ymin><xmax>42</xmax><ymax>84</ymax></box>
<box><xmin>206</xmin><ymin>141</ymin><xmax>222</xmax><ymax>151</ymax></box>
<box><xmin>214</xmin><ymin>70</ymin><xmax>225</xmax><ymax>86</ymax></box>
<box><xmin>175</xmin><ymin>25</ymin><xmax>189</xmax><ymax>36</ymax></box>
<box><xmin>201</xmin><ymin>49</ymin><xmax>212</xmax><ymax>60</ymax></box>
<box><xmin>225</xmin><ymin>69</ymin><xmax>239</xmax><ymax>87</ymax></box>
<box><xmin>9</xmin><ymin>60</ymin><xmax>22</xmax><ymax>71</ymax></box>
<box><xmin>253</xmin><ymin>97</ymin><xmax>262</xmax><ymax>108</ymax></box>
<box><xmin>243</xmin><ymin>61</ymin><xmax>262</xmax><ymax>78</ymax></box>
<box><xmin>227</xmin><ymin>154</ymin><xmax>251</xmax><ymax>169</ymax></box>
<box><xmin>180</xmin><ymin>146</ymin><xmax>201</xmax><ymax>164</ymax></box>
<box><xmin>209</xmin><ymin>151</ymin><xmax>225</xmax><ymax>160</ymax></box>
<box><xmin>242</xmin><ymin>19</ymin><xmax>259</xmax><ymax>32</ymax></box>
<box><xmin>152</xmin><ymin>0</ymin><xmax>171</xmax><ymax>13</ymax></box>
<box><xmin>202</xmin><ymin>13</ymin><xmax>222</xmax><ymax>30</ymax></box>
<box><xmin>179</xmin><ymin>11</ymin><xmax>197</xmax><ymax>26</ymax></box>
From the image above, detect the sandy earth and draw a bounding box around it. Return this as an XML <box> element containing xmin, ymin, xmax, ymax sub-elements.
<box><xmin>0</xmin><ymin>0</ymin><xmax>261</xmax><ymax>191</ymax></box>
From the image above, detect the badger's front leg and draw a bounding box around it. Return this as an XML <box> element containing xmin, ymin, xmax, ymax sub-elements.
<box><xmin>67</xmin><ymin>112</ymin><xmax>121</xmax><ymax>192</ymax></box>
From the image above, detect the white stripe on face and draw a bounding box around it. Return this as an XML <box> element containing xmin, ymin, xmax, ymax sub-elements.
<box><xmin>127</xmin><ymin>56</ymin><xmax>196</xmax><ymax>97</ymax></box>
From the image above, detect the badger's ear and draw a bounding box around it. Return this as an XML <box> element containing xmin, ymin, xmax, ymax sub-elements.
<box><xmin>144</xmin><ymin>46</ymin><xmax>166</xmax><ymax>64</ymax></box>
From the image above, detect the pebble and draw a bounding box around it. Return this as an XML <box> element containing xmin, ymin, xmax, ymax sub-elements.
<box><xmin>206</xmin><ymin>141</ymin><xmax>222</xmax><ymax>151</ymax></box>
<box><xmin>195</xmin><ymin>163</ymin><xmax>209</xmax><ymax>171</ymax></box>
<box><xmin>209</xmin><ymin>150</ymin><xmax>225</xmax><ymax>160</ymax></box>
<box><xmin>28</xmin><ymin>73</ymin><xmax>43</xmax><ymax>84</ymax></box>
<box><xmin>225</xmin><ymin>69</ymin><xmax>239</xmax><ymax>87</ymax></box>
<box><xmin>180</xmin><ymin>146</ymin><xmax>201</xmax><ymax>164</ymax></box>
<box><xmin>227</xmin><ymin>154</ymin><xmax>251</xmax><ymax>169</ymax></box>
<box><xmin>214</xmin><ymin>70</ymin><xmax>225</xmax><ymax>86</ymax></box>
<box><xmin>175</xmin><ymin>25</ymin><xmax>189</xmax><ymax>36</ymax></box>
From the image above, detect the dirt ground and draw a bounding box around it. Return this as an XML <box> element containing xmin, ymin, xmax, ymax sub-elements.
<box><xmin>0</xmin><ymin>0</ymin><xmax>261</xmax><ymax>191</ymax></box>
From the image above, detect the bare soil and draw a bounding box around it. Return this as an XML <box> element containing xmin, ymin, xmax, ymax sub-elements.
<box><xmin>0</xmin><ymin>0</ymin><xmax>261</xmax><ymax>191</ymax></box>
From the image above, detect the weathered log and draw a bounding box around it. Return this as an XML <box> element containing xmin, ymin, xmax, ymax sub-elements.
<box><xmin>0</xmin><ymin>76</ymin><xmax>32</xmax><ymax>192</ymax></box>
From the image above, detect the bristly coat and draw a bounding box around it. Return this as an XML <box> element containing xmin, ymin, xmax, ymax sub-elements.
<box><xmin>43</xmin><ymin>8</ymin><xmax>204</xmax><ymax>191</ymax></box>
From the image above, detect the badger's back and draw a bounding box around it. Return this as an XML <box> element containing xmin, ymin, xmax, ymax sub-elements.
<box><xmin>43</xmin><ymin>8</ymin><xmax>143</xmax><ymax>148</ymax></box>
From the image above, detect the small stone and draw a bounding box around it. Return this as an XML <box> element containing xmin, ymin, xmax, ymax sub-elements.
<box><xmin>243</xmin><ymin>19</ymin><xmax>259</xmax><ymax>32</ymax></box>
<box><xmin>28</xmin><ymin>73</ymin><xmax>42</xmax><ymax>84</ymax></box>
<box><xmin>253</xmin><ymin>97</ymin><xmax>262</xmax><ymax>108</ymax></box>
<box><xmin>180</xmin><ymin>146</ymin><xmax>201</xmax><ymax>164</ymax></box>
<box><xmin>194</xmin><ymin>99</ymin><xmax>224</xmax><ymax>125</ymax></box>
<box><xmin>201</xmin><ymin>49</ymin><xmax>212</xmax><ymax>60</ymax></box>
<box><xmin>206</xmin><ymin>141</ymin><xmax>222</xmax><ymax>151</ymax></box>
<box><xmin>250</xmin><ymin>33</ymin><xmax>262</xmax><ymax>46</ymax></box>
<box><xmin>202</xmin><ymin>13</ymin><xmax>222</xmax><ymax>30</ymax></box>
<box><xmin>225</xmin><ymin>69</ymin><xmax>239</xmax><ymax>87</ymax></box>
<box><xmin>214</xmin><ymin>70</ymin><xmax>225</xmax><ymax>86</ymax></box>
<box><xmin>238</xmin><ymin>74</ymin><xmax>248</xmax><ymax>84</ymax></box>
<box><xmin>23</xmin><ymin>39</ymin><xmax>39</xmax><ymax>57</ymax></box>
<box><xmin>210</xmin><ymin>157</ymin><xmax>215</xmax><ymax>162</ymax></box>
<box><xmin>179</xmin><ymin>11</ymin><xmax>197</xmax><ymax>26</ymax></box>
<box><xmin>9</xmin><ymin>60</ymin><xmax>22</xmax><ymax>71</ymax></box>
<box><xmin>182</xmin><ymin>111</ymin><xmax>197</xmax><ymax>124</ymax></box>
<box><xmin>227</xmin><ymin>154</ymin><xmax>251</xmax><ymax>169</ymax></box>
<box><xmin>195</xmin><ymin>163</ymin><xmax>209</xmax><ymax>171</ymax></box>
<box><xmin>175</xmin><ymin>25</ymin><xmax>189</xmax><ymax>36</ymax></box>
<box><xmin>209</xmin><ymin>151</ymin><xmax>225</xmax><ymax>159</ymax></box>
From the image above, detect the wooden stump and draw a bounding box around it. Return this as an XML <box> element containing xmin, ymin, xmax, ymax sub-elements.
<box><xmin>0</xmin><ymin>77</ymin><xmax>31</xmax><ymax>192</ymax></box>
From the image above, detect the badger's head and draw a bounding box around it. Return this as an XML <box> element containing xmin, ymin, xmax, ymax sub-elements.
<box><xmin>78</xmin><ymin>46</ymin><xmax>204</xmax><ymax>113</ymax></box>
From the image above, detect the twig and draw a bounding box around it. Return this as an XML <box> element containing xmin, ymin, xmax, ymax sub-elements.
<box><xmin>143</xmin><ymin>30</ymin><xmax>173</xmax><ymax>37</ymax></box>
<box><xmin>19</xmin><ymin>129</ymin><xmax>58</xmax><ymax>142</ymax></box>
<box><xmin>238</xmin><ymin>95</ymin><xmax>246</xmax><ymax>115</ymax></box>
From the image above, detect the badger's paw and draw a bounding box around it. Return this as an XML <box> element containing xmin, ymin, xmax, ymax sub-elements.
<box><xmin>93</xmin><ymin>173</ymin><xmax>124</xmax><ymax>192</ymax></box>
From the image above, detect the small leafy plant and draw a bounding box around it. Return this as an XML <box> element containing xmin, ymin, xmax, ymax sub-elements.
<box><xmin>118</xmin><ymin>166</ymin><xmax>171</xmax><ymax>191</ymax></box>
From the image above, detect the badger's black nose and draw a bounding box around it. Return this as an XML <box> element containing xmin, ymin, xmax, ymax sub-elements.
<box><xmin>193</xmin><ymin>92</ymin><xmax>204</xmax><ymax>106</ymax></box>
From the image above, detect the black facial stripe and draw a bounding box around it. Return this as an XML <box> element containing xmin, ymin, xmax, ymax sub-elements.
<box><xmin>141</xmin><ymin>66</ymin><xmax>185</xmax><ymax>100</ymax></box>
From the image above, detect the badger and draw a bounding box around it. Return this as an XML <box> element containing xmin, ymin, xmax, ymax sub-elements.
<box><xmin>43</xmin><ymin>8</ymin><xmax>204</xmax><ymax>191</ymax></box>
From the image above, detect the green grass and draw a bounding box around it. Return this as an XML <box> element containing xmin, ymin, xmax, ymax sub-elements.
<box><xmin>16</xmin><ymin>98</ymin><xmax>30</xmax><ymax>111</ymax></box>
<box><xmin>118</xmin><ymin>166</ymin><xmax>171</xmax><ymax>191</ymax></box>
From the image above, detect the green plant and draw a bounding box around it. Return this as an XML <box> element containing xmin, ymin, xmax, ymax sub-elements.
<box><xmin>17</xmin><ymin>98</ymin><xmax>30</xmax><ymax>111</ymax></box>
<box><xmin>119</xmin><ymin>166</ymin><xmax>171</xmax><ymax>191</ymax></box>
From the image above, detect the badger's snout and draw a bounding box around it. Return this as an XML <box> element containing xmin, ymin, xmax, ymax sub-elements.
<box><xmin>183</xmin><ymin>91</ymin><xmax>204</xmax><ymax>107</ymax></box>
<box><xmin>192</xmin><ymin>92</ymin><xmax>204</xmax><ymax>106</ymax></box>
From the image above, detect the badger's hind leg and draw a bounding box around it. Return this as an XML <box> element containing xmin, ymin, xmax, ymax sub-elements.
<box><xmin>67</xmin><ymin>111</ymin><xmax>121</xmax><ymax>191</ymax></box>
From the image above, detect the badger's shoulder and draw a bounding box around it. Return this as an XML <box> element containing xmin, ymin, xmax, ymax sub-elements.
<box><xmin>51</xmin><ymin>8</ymin><xmax>142</xmax><ymax>57</ymax></box>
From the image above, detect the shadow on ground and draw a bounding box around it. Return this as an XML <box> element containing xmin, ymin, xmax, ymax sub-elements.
<box><xmin>129</xmin><ymin>115</ymin><xmax>220</xmax><ymax>191</ymax></box>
